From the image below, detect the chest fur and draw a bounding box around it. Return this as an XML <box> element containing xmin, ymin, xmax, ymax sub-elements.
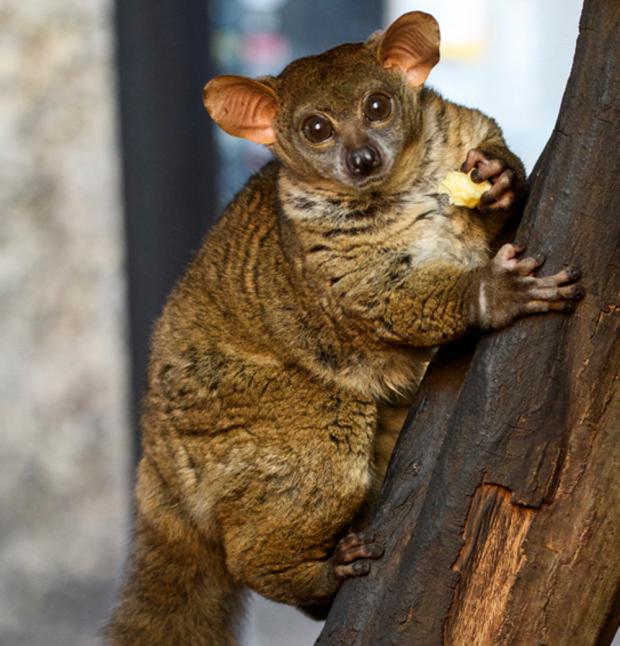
<box><xmin>278</xmin><ymin>177</ymin><xmax>492</xmax><ymax>398</ymax></box>
<box><xmin>284</xmin><ymin>178</ymin><xmax>490</xmax><ymax>269</ymax></box>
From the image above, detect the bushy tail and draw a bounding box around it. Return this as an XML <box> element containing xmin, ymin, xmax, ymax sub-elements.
<box><xmin>105</xmin><ymin>509</ymin><xmax>244</xmax><ymax>646</ymax></box>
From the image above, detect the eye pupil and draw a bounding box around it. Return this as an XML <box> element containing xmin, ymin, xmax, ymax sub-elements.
<box><xmin>364</xmin><ymin>93</ymin><xmax>392</xmax><ymax>122</ymax></box>
<box><xmin>302</xmin><ymin>115</ymin><xmax>333</xmax><ymax>143</ymax></box>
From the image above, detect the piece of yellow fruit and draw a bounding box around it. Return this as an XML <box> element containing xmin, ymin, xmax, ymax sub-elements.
<box><xmin>438</xmin><ymin>170</ymin><xmax>492</xmax><ymax>209</ymax></box>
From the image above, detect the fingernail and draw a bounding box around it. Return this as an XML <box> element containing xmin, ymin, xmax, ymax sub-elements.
<box><xmin>353</xmin><ymin>561</ymin><xmax>369</xmax><ymax>574</ymax></box>
<box><xmin>369</xmin><ymin>543</ymin><xmax>384</xmax><ymax>558</ymax></box>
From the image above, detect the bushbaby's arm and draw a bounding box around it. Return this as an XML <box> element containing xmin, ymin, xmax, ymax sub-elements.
<box><xmin>439</xmin><ymin>99</ymin><xmax>527</xmax><ymax>214</ymax></box>
<box><xmin>343</xmin><ymin>243</ymin><xmax>584</xmax><ymax>348</ymax></box>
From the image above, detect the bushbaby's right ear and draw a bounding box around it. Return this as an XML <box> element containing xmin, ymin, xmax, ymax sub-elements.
<box><xmin>203</xmin><ymin>75</ymin><xmax>278</xmax><ymax>145</ymax></box>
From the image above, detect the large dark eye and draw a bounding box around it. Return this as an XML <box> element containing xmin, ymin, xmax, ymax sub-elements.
<box><xmin>302</xmin><ymin>115</ymin><xmax>333</xmax><ymax>143</ymax></box>
<box><xmin>364</xmin><ymin>93</ymin><xmax>392</xmax><ymax>122</ymax></box>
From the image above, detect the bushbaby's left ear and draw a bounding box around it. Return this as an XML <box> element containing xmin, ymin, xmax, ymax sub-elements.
<box><xmin>379</xmin><ymin>11</ymin><xmax>440</xmax><ymax>87</ymax></box>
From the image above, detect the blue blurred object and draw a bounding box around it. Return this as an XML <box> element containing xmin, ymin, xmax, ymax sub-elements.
<box><xmin>388</xmin><ymin>0</ymin><xmax>584</xmax><ymax>172</ymax></box>
<box><xmin>209</xmin><ymin>0</ymin><xmax>382</xmax><ymax>207</ymax></box>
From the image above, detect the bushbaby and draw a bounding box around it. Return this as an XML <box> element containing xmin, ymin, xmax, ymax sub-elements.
<box><xmin>107</xmin><ymin>11</ymin><xmax>583</xmax><ymax>645</ymax></box>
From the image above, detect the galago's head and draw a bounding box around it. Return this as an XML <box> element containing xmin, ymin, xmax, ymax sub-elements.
<box><xmin>203</xmin><ymin>12</ymin><xmax>441</xmax><ymax>193</ymax></box>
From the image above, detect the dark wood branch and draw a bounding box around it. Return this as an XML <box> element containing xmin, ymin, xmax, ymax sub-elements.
<box><xmin>318</xmin><ymin>0</ymin><xmax>620</xmax><ymax>643</ymax></box>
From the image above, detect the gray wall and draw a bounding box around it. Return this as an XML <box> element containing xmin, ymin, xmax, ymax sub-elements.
<box><xmin>0</xmin><ymin>2</ymin><xmax>129</xmax><ymax>644</ymax></box>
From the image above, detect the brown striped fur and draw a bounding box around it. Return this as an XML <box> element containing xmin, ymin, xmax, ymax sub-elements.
<box><xmin>106</xmin><ymin>12</ymin><xmax>583</xmax><ymax>645</ymax></box>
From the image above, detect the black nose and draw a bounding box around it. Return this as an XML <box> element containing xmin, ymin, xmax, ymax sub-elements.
<box><xmin>346</xmin><ymin>145</ymin><xmax>382</xmax><ymax>177</ymax></box>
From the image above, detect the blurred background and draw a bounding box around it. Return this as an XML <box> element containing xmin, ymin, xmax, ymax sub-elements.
<box><xmin>2</xmin><ymin>1</ymin><xmax>611</xmax><ymax>645</ymax></box>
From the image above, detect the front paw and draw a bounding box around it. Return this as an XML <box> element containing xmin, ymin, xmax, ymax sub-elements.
<box><xmin>461</xmin><ymin>149</ymin><xmax>518</xmax><ymax>212</ymax></box>
<box><xmin>479</xmin><ymin>243</ymin><xmax>585</xmax><ymax>329</ymax></box>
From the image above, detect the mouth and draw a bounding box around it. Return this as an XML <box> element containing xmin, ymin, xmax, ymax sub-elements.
<box><xmin>344</xmin><ymin>161</ymin><xmax>393</xmax><ymax>191</ymax></box>
<box><xmin>348</xmin><ymin>173</ymin><xmax>388</xmax><ymax>189</ymax></box>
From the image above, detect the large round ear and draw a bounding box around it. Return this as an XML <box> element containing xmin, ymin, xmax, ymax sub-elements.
<box><xmin>379</xmin><ymin>11</ymin><xmax>440</xmax><ymax>87</ymax></box>
<box><xmin>203</xmin><ymin>75</ymin><xmax>278</xmax><ymax>145</ymax></box>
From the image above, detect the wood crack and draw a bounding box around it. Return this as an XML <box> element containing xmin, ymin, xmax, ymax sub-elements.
<box><xmin>445</xmin><ymin>483</ymin><xmax>535</xmax><ymax>646</ymax></box>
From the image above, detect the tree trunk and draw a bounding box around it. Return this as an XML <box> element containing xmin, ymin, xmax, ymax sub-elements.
<box><xmin>318</xmin><ymin>0</ymin><xmax>620</xmax><ymax>643</ymax></box>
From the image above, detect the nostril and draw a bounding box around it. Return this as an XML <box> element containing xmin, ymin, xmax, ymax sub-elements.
<box><xmin>347</xmin><ymin>145</ymin><xmax>382</xmax><ymax>176</ymax></box>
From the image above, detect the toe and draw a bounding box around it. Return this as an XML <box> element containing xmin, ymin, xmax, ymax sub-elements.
<box><xmin>461</xmin><ymin>149</ymin><xmax>488</xmax><ymax>173</ymax></box>
<box><xmin>474</xmin><ymin>158</ymin><xmax>506</xmax><ymax>182</ymax></box>
<box><xmin>523</xmin><ymin>299</ymin><xmax>577</xmax><ymax>314</ymax></box>
<box><xmin>496</xmin><ymin>242</ymin><xmax>524</xmax><ymax>263</ymax></box>
<box><xmin>334</xmin><ymin>560</ymin><xmax>371</xmax><ymax>579</ymax></box>
<box><xmin>515</xmin><ymin>255</ymin><xmax>544</xmax><ymax>276</ymax></box>
<box><xmin>337</xmin><ymin>541</ymin><xmax>383</xmax><ymax>563</ymax></box>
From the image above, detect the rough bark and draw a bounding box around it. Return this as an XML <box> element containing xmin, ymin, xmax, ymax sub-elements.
<box><xmin>318</xmin><ymin>0</ymin><xmax>620</xmax><ymax>644</ymax></box>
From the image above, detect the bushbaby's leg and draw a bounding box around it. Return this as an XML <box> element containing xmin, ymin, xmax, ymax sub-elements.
<box><xmin>375</xmin><ymin>398</ymin><xmax>413</xmax><ymax>484</ymax></box>
<box><xmin>220</xmin><ymin>503</ymin><xmax>383</xmax><ymax>614</ymax></box>
<box><xmin>211</xmin><ymin>380</ymin><xmax>382</xmax><ymax>611</ymax></box>
<box><xmin>350</xmin><ymin>397</ymin><xmax>413</xmax><ymax>530</ymax></box>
